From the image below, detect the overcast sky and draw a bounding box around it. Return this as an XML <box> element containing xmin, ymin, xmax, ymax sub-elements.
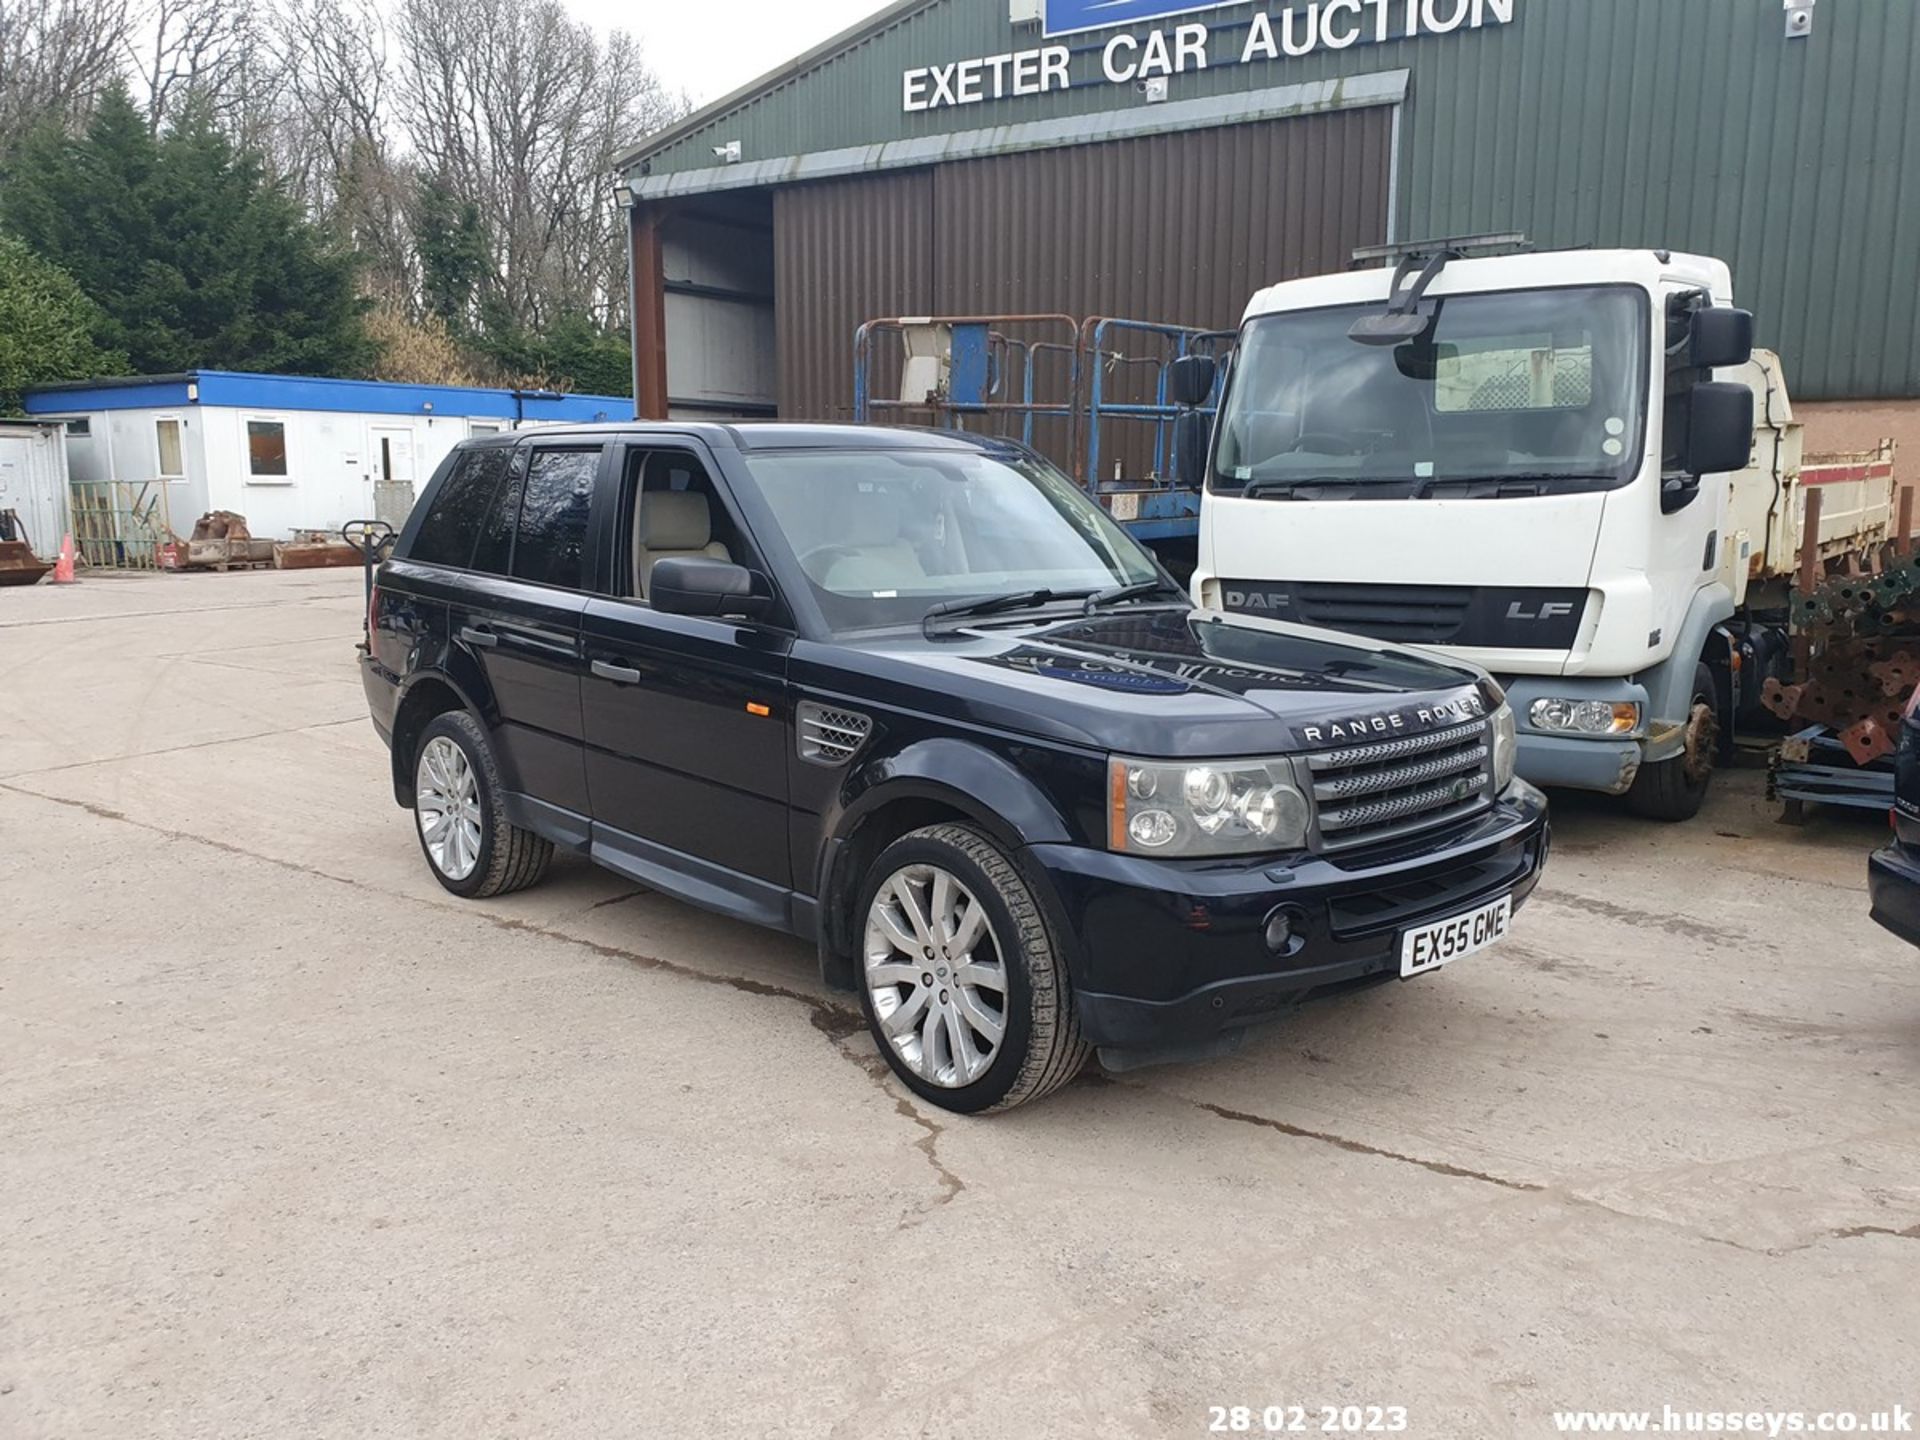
<box><xmin>561</xmin><ymin>0</ymin><xmax>896</xmax><ymax>107</ymax></box>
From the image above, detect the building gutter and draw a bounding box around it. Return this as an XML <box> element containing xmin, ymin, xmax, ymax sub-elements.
<box><xmin>626</xmin><ymin>69</ymin><xmax>1409</xmax><ymax>202</ymax></box>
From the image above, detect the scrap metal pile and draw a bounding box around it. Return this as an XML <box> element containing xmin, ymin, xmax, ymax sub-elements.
<box><xmin>1763</xmin><ymin>550</ymin><xmax>1920</xmax><ymax>765</ymax></box>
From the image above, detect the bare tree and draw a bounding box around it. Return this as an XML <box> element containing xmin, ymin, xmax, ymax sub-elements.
<box><xmin>272</xmin><ymin>0</ymin><xmax>413</xmax><ymax>303</ymax></box>
<box><xmin>0</xmin><ymin>0</ymin><xmax>135</xmax><ymax>157</ymax></box>
<box><xmin>132</xmin><ymin>0</ymin><xmax>275</xmax><ymax>138</ymax></box>
<box><xmin>394</xmin><ymin>0</ymin><xmax>685</xmax><ymax>331</ymax></box>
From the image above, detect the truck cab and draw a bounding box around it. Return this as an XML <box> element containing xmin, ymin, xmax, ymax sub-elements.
<box><xmin>1191</xmin><ymin>247</ymin><xmax>1758</xmax><ymax>819</ymax></box>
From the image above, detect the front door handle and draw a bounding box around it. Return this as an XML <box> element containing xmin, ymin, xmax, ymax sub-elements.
<box><xmin>591</xmin><ymin>660</ymin><xmax>642</xmax><ymax>685</ymax></box>
<box><xmin>459</xmin><ymin>625</ymin><xmax>499</xmax><ymax>649</ymax></box>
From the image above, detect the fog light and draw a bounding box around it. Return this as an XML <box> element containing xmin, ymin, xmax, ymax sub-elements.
<box><xmin>1529</xmin><ymin>698</ymin><xmax>1640</xmax><ymax>735</ymax></box>
<box><xmin>1264</xmin><ymin>906</ymin><xmax>1304</xmax><ymax>956</ymax></box>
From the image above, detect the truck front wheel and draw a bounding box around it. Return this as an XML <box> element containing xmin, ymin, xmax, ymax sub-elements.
<box><xmin>1627</xmin><ymin>663</ymin><xmax>1720</xmax><ymax>822</ymax></box>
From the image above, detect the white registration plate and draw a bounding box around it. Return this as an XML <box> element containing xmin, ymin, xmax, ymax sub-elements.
<box><xmin>1400</xmin><ymin>894</ymin><xmax>1512</xmax><ymax>979</ymax></box>
<box><xmin>1109</xmin><ymin>491</ymin><xmax>1141</xmax><ymax>522</ymax></box>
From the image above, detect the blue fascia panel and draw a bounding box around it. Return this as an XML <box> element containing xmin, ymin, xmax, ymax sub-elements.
<box><xmin>23</xmin><ymin>379</ymin><xmax>197</xmax><ymax>413</ymax></box>
<box><xmin>24</xmin><ymin>370</ymin><xmax>635</xmax><ymax>423</ymax></box>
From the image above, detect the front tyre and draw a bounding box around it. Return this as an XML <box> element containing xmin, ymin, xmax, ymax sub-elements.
<box><xmin>412</xmin><ymin>711</ymin><xmax>553</xmax><ymax>898</ymax></box>
<box><xmin>1627</xmin><ymin>662</ymin><xmax>1720</xmax><ymax>822</ymax></box>
<box><xmin>856</xmin><ymin>824</ymin><xmax>1090</xmax><ymax>1115</ymax></box>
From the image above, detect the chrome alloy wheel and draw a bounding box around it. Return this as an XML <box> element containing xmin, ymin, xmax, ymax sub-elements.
<box><xmin>864</xmin><ymin>864</ymin><xmax>1008</xmax><ymax>1089</ymax></box>
<box><xmin>416</xmin><ymin>736</ymin><xmax>483</xmax><ymax>881</ymax></box>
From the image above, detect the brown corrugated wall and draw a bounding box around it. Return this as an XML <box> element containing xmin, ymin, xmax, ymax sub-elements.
<box><xmin>774</xmin><ymin>171</ymin><xmax>935</xmax><ymax>424</ymax></box>
<box><xmin>772</xmin><ymin>108</ymin><xmax>1394</xmax><ymax>443</ymax></box>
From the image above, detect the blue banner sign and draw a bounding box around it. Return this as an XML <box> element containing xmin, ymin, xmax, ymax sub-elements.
<box><xmin>901</xmin><ymin>0</ymin><xmax>1517</xmax><ymax>113</ymax></box>
<box><xmin>1044</xmin><ymin>0</ymin><xmax>1238</xmax><ymax>38</ymax></box>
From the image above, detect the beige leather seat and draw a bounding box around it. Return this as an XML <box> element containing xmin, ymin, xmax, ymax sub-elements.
<box><xmin>820</xmin><ymin>491</ymin><xmax>927</xmax><ymax>592</ymax></box>
<box><xmin>635</xmin><ymin>491</ymin><xmax>731</xmax><ymax>598</ymax></box>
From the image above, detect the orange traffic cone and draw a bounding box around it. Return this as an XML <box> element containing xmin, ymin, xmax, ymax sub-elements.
<box><xmin>51</xmin><ymin>534</ymin><xmax>76</xmax><ymax>585</ymax></box>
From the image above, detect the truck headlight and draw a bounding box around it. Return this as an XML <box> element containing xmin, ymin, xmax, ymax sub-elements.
<box><xmin>1492</xmin><ymin>703</ymin><xmax>1517</xmax><ymax>791</ymax></box>
<box><xmin>1109</xmin><ymin>756</ymin><xmax>1310</xmax><ymax>857</ymax></box>
<box><xmin>1528</xmin><ymin>698</ymin><xmax>1640</xmax><ymax>735</ymax></box>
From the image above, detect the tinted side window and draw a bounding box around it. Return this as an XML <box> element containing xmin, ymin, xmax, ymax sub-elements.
<box><xmin>409</xmin><ymin>448</ymin><xmax>510</xmax><ymax>567</ymax></box>
<box><xmin>470</xmin><ymin>450</ymin><xmax>528</xmax><ymax>577</ymax></box>
<box><xmin>512</xmin><ymin>448</ymin><xmax>600</xmax><ymax>588</ymax></box>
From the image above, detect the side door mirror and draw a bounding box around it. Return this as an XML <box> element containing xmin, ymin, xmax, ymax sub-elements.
<box><xmin>1686</xmin><ymin>381</ymin><xmax>1755</xmax><ymax>477</ymax></box>
<box><xmin>1173</xmin><ymin>411</ymin><xmax>1212</xmax><ymax>489</ymax></box>
<box><xmin>650</xmin><ymin>557</ymin><xmax>773</xmax><ymax>620</ymax></box>
<box><xmin>1690</xmin><ymin>307</ymin><xmax>1755</xmax><ymax>369</ymax></box>
<box><xmin>1664</xmin><ymin>380</ymin><xmax>1753</xmax><ymax>514</ymax></box>
<box><xmin>1168</xmin><ymin>354</ymin><xmax>1217</xmax><ymax>408</ymax></box>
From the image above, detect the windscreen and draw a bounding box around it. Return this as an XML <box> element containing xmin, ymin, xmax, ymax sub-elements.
<box><xmin>744</xmin><ymin>448</ymin><xmax>1160</xmax><ymax>634</ymax></box>
<box><xmin>1212</xmin><ymin>285</ymin><xmax>1649</xmax><ymax>494</ymax></box>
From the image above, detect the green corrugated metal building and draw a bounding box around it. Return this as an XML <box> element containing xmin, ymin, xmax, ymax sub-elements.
<box><xmin>616</xmin><ymin>0</ymin><xmax>1920</xmax><ymax>430</ymax></box>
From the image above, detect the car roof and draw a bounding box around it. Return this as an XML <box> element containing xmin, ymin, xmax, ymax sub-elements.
<box><xmin>471</xmin><ymin>422</ymin><xmax>1013</xmax><ymax>454</ymax></box>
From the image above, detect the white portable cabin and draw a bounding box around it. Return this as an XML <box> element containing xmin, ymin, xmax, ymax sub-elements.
<box><xmin>0</xmin><ymin>420</ymin><xmax>72</xmax><ymax>557</ymax></box>
<box><xmin>22</xmin><ymin>371</ymin><xmax>634</xmax><ymax>541</ymax></box>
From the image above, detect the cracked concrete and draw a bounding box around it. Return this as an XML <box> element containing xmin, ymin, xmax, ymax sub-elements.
<box><xmin>2</xmin><ymin>568</ymin><xmax>1918</xmax><ymax>1439</ymax></box>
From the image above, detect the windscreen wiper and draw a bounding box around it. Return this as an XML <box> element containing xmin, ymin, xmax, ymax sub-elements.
<box><xmin>921</xmin><ymin>588</ymin><xmax>1092</xmax><ymax>635</ymax></box>
<box><xmin>1242</xmin><ymin>477</ymin><xmax>1419</xmax><ymax>500</ymax></box>
<box><xmin>1082</xmin><ymin>579</ymin><xmax>1188</xmax><ymax>614</ymax></box>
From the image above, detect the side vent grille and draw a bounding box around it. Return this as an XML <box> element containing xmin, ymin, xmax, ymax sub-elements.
<box><xmin>798</xmin><ymin>703</ymin><xmax>872</xmax><ymax>766</ymax></box>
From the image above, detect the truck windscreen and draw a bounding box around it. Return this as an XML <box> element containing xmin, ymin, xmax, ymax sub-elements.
<box><xmin>1211</xmin><ymin>285</ymin><xmax>1648</xmax><ymax>496</ymax></box>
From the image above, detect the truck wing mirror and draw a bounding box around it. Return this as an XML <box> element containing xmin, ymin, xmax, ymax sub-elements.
<box><xmin>1690</xmin><ymin>307</ymin><xmax>1755</xmax><ymax>369</ymax></box>
<box><xmin>1686</xmin><ymin>381</ymin><xmax>1755</xmax><ymax>478</ymax></box>
<box><xmin>1173</xmin><ymin>411</ymin><xmax>1212</xmax><ymax>489</ymax></box>
<box><xmin>1169</xmin><ymin>355</ymin><xmax>1217</xmax><ymax>408</ymax></box>
<box><xmin>650</xmin><ymin>557</ymin><xmax>772</xmax><ymax>620</ymax></box>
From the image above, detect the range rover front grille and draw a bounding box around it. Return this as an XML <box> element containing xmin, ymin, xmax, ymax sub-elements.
<box><xmin>1307</xmin><ymin>717</ymin><xmax>1494</xmax><ymax>853</ymax></box>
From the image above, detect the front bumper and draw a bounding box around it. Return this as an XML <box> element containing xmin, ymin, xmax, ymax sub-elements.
<box><xmin>1026</xmin><ymin>781</ymin><xmax>1551</xmax><ymax>1051</ymax></box>
<box><xmin>1869</xmin><ymin>840</ymin><xmax>1920</xmax><ymax>947</ymax></box>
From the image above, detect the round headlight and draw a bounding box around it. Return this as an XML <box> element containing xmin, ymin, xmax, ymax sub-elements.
<box><xmin>1571</xmin><ymin>700</ymin><xmax>1615</xmax><ymax>732</ymax></box>
<box><xmin>1237</xmin><ymin>784</ymin><xmax>1308</xmax><ymax>839</ymax></box>
<box><xmin>1127</xmin><ymin>767</ymin><xmax>1159</xmax><ymax>800</ymax></box>
<box><xmin>1529</xmin><ymin>698</ymin><xmax>1572</xmax><ymax>730</ymax></box>
<box><xmin>1184</xmin><ymin>767</ymin><xmax>1231</xmax><ymax>813</ymax></box>
<box><xmin>1129</xmin><ymin>810</ymin><xmax>1179</xmax><ymax>849</ymax></box>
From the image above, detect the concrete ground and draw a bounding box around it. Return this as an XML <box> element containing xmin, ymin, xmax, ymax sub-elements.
<box><xmin>1</xmin><ymin>568</ymin><xmax>1915</xmax><ymax>1440</ymax></box>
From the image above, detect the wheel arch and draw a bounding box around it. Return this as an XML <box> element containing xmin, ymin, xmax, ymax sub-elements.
<box><xmin>1645</xmin><ymin>583</ymin><xmax>1738</xmax><ymax>732</ymax></box>
<box><xmin>390</xmin><ymin>673</ymin><xmax>484</xmax><ymax>807</ymax></box>
<box><xmin>812</xmin><ymin>742</ymin><xmax>1078</xmax><ymax>991</ymax></box>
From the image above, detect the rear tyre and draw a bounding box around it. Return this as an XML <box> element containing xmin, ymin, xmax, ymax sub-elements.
<box><xmin>1627</xmin><ymin>662</ymin><xmax>1719</xmax><ymax>822</ymax></box>
<box><xmin>856</xmin><ymin>824</ymin><xmax>1090</xmax><ymax>1115</ymax></box>
<box><xmin>413</xmin><ymin>711</ymin><xmax>553</xmax><ymax>898</ymax></box>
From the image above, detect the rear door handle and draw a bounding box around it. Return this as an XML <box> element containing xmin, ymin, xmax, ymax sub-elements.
<box><xmin>459</xmin><ymin>625</ymin><xmax>499</xmax><ymax>649</ymax></box>
<box><xmin>591</xmin><ymin>660</ymin><xmax>642</xmax><ymax>685</ymax></box>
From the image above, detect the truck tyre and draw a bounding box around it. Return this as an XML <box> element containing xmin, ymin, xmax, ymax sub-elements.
<box><xmin>411</xmin><ymin>711</ymin><xmax>553</xmax><ymax>898</ymax></box>
<box><xmin>1627</xmin><ymin>663</ymin><xmax>1720</xmax><ymax>822</ymax></box>
<box><xmin>856</xmin><ymin>824</ymin><xmax>1090</xmax><ymax>1115</ymax></box>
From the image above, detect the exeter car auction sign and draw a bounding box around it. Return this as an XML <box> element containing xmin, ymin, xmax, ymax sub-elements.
<box><xmin>902</xmin><ymin>0</ymin><xmax>1514</xmax><ymax>113</ymax></box>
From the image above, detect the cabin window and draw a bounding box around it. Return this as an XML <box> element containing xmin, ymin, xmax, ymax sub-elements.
<box><xmin>246</xmin><ymin>418</ymin><xmax>290</xmax><ymax>481</ymax></box>
<box><xmin>155</xmin><ymin>417</ymin><xmax>186</xmax><ymax>480</ymax></box>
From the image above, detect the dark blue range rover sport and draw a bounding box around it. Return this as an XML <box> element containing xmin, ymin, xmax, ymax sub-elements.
<box><xmin>360</xmin><ymin>423</ymin><xmax>1550</xmax><ymax>1113</ymax></box>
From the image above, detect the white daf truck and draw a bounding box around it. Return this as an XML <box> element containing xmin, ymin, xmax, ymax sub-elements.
<box><xmin>1174</xmin><ymin>244</ymin><xmax>1893</xmax><ymax>820</ymax></box>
